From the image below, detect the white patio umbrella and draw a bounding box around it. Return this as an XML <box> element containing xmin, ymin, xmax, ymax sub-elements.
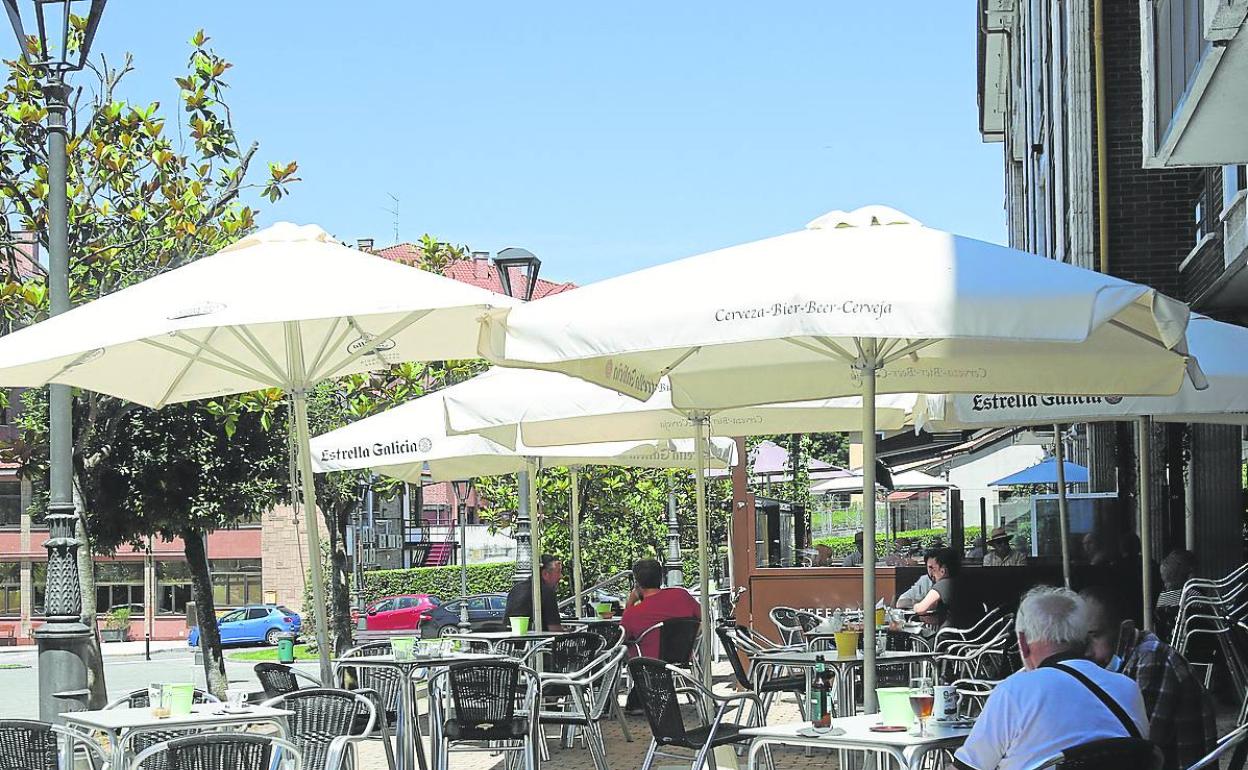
<box><xmin>914</xmin><ymin>314</ymin><xmax>1248</xmax><ymax>628</ymax></box>
<box><xmin>309</xmin><ymin>377</ymin><xmax>737</xmax><ymax>635</ymax></box>
<box><xmin>473</xmin><ymin>206</ymin><xmax>1201</xmax><ymax>706</ymax></box>
<box><xmin>442</xmin><ymin>366</ymin><xmax>920</xmax><ymax>619</ymax></box>
<box><xmin>0</xmin><ymin>222</ymin><xmax>518</xmax><ymax>681</ymax></box>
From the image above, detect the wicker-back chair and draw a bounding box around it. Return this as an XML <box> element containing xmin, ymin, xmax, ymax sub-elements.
<box><xmin>537</xmin><ymin>646</ymin><xmax>627</xmax><ymax>770</ymax></box>
<box><xmin>254</xmin><ymin>663</ymin><xmax>321</xmax><ymax>700</ymax></box>
<box><xmin>627</xmin><ymin>657</ymin><xmax>771</xmax><ymax>770</ymax></box>
<box><xmin>545</xmin><ymin>632</ymin><xmax>604</xmax><ymax>674</ymax></box>
<box><xmin>130</xmin><ymin>733</ymin><xmax>302</xmax><ymax>770</ymax></box>
<box><xmin>430</xmin><ymin>660</ymin><xmax>540</xmax><ymax>770</ymax></box>
<box><xmin>335</xmin><ymin>641</ymin><xmax>402</xmax><ymax>720</ymax></box>
<box><xmin>261</xmin><ymin>688</ymin><xmax>375</xmax><ymax>770</ymax></box>
<box><xmin>0</xmin><ymin>719</ymin><xmax>108</xmax><ymax>770</ymax></box>
<box><xmin>632</xmin><ymin>617</ymin><xmax>701</xmax><ymax>666</ymax></box>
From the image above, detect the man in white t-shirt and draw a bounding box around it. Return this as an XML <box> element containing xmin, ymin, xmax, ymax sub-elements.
<box><xmin>953</xmin><ymin>586</ymin><xmax>1149</xmax><ymax>770</ymax></box>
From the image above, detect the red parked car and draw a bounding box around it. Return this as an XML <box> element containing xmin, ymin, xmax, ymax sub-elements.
<box><xmin>354</xmin><ymin>594</ymin><xmax>440</xmax><ymax>631</ymax></box>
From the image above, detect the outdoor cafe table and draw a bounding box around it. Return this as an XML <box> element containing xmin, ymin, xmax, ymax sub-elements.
<box><xmin>743</xmin><ymin>713</ymin><xmax>973</xmax><ymax>770</ymax></box>
<box><xmin>62</xmin><ymin>702</ymin><xmax>293</xmax><ymax>769</ymax></box>
<box><xmin>750</xmin><ymin>649</ymin><xmax>936</xmax><ymax>719</ymax></box>
<box><xmin>333</xmin><ymin>651</ymin><xmax>503</xmax><ymax>770</ymax></box>
<box><xmin>806</xmin><ymin>623</ymin><xmax>934</xmax><ymax>654</ymax></box>
<box><xmin>444</xmin><ymin>630</ymin><xmax>567</xmax><ymax>654</ymax></box>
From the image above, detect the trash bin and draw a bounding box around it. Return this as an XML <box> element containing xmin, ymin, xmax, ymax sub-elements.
<box><xmin>276</xmin><ymin>633</ymin><xmax>296</xmax><ymax>664</ymax></box>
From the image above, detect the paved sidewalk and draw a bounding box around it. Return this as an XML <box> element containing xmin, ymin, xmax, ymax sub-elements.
<box><xmin>0</xmin><ymin>639</ymin><xmax>189</xmax><ymax>657</ymax></box>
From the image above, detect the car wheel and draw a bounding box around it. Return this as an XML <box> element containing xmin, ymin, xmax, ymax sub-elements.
<box><xmin>438</xmin><ymin>624</ymin><xmax>459</xmax><ymax>637</ymax></box>
<box><xmin>265</xmin><ymin>628</ymin><xmax>282</xmax><ymax>646</ymax></box>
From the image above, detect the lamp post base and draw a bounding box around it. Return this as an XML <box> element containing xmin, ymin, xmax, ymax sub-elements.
<box><xmin>35</xmin><ymin>620</ymin><xmax>94</xmax><ymax>721</ymax></box>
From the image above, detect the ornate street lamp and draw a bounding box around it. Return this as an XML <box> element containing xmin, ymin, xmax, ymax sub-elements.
<box><xmin>3</xmin><ymin>0</ymin><xmax>107</xmax><ymax>720</ymax></box>
<box><xmin>451</xmin><ymin>479</ymin><xmax>474</xmax><ymax>631</ymax></box>
<box><xmin>494</xmin><ymin>247</ymin><xmax>542</xmax><ymax>301</ymax></box>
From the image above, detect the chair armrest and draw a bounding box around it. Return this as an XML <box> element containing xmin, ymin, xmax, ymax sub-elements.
<box><xmin>326</xmin><ymin>734</ymin><xmax>372</xmax><ymax>770</ymax></box>
<box><xmin>51</xmin><ymin>725</ymin><xmax>108</xmax><ymax>770</ymax></box>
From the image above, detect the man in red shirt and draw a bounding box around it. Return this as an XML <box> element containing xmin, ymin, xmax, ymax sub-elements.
<box><xmin>621</xmin><ymin>559</ymin><xmax>700</xmax><ymax>712</ymax></box>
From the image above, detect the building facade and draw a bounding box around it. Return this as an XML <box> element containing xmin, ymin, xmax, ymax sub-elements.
<box><xmin>976</xmin><ymin>0</ymin><xmax>1247</xmax><ymax>576</ymax></box>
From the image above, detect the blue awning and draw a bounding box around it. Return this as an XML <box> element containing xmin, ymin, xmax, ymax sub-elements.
<box><xmin>989</xmin><ymin>458</ymin><xmax>1089</xmax><ymax>487</ymax></box>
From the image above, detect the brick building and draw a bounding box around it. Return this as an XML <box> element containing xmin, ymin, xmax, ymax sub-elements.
<box><xmin>976</xmin><ymin>0</ymin><xmax>1247</xmax><ymax>575</ymax></box>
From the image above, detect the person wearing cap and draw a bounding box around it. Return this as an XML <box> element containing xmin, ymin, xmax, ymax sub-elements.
<box><xmin>983</xmin><ymin>527</ymin><xmax>1026</xmax><ymax>567</ymax></box>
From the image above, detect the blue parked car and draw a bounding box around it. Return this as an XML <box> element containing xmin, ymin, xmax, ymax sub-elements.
<box><xmin>188</xmin><ymin>604</ymin><xmax>301</xmax><ymax>647</ymax></box>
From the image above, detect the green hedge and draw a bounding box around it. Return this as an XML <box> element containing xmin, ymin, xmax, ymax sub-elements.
<box><xmin>363</xmin><ymin>562</ymin><xmax>517</xmax><ymax>603</ymax></box>
<box><xmin>814</xmin><ymin>527</ymin><xmax>982</xmax><ymax>558</ymax></box>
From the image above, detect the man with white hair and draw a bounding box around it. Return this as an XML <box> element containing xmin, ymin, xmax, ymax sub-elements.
<box><xmin>953</xmin><ymin>586</ymin><xmax>1149</xmax><ymax>770</ymax></box>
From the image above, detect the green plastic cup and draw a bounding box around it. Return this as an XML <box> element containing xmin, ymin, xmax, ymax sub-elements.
<box><xmin>509</xmin><ymin>616</ymin><xmax>530</xmax><ymax>634</ymax></box>
<box><xmin>391</xmin><ymin>636</ymin><xmax>417</xmax><ymax>661</ymax></box>
<box><xmin>595</xmin><ymin>602</ymin><xmax>613</xmax><ymax>619</ymax></box>
<box><xmin>163</xmin><ymin>683</ymin><xmax>195</xmax><ymax>716</ymax></box>
<box><xmin>876</xmin><ymin>687</ymin><xmax>915</xmax><ymax>727</ymax></box>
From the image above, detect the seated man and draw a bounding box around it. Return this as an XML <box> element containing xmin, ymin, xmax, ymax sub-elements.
<box><xmin>953</xmin><ymin>586</ymin><xmax>1148</xmax><ymax>770</ymax></box>
<box><xmin>983</xmin><ymin>527</ymin><xmax>1027</xmax><ymax>567</ymax></box>
<box><xmin>1082</xmin><ymin>585</ymin><xmax>1215</xmax><ymax>770</ymax></box>
<box><xmin>620</xmin><ymin>559</ymin><xmax>700</xmax><ymax>714</ymax></box>
<box><xmin>504</xmin><ymin>553</ymin><xmax>566</xmax><ymax>632</ymax></box>
<box><xmin>842</xmin><ymin>531</ymin><xmax>866</xmax><ymax>567</ymax></box>
<box><xmin>621</xmin><ymin>558</ymin><xmax>700</xmax><ymax>658</ymax></box>
<box><xmin>895</xmin><ymin>548</ymin><xmax>938</xmax><ymax>609</ymax></box>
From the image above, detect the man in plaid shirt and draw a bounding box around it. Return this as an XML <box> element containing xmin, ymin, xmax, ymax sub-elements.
<box><xmin>1082</xmin><ymin>586</ymin><xmax>1216</xmax><ymax>770</ymax></box>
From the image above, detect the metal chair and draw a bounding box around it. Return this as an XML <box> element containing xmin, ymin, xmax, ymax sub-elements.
<box><xmin>716</xmin><ymin>625</ymin><xmax>805</xmax><ymax>723</ymax></box>
<box><xmin>333</xmin><ymin>642</ymin><xmax>401</xmax><ymax>770</ymax></box>
<box><xmin>1186</xmin><ymin>722</ymin><xmax>1248</xmax><ymax>770</ymax></box>
<box><xmin>429</xmin><ymin>659</ymin><xmax>540</xmax><ymax>770</ymax></box>
<box><xmin>768</xmin><ymin>606</ymin><xmax>820</xmax><ymax>646</ymax></box>
<box><xmin>1022</xmin><ymin>737</ymin><xmax>1163</xmax><ymax>770</ymax></box>
<box><xmin>628</xmin><ymin>657</ymin><xmax>773</xmax><ymax>770</ymax></box>
<box><xmin>261</xmin><ymin>688</ymin><xmax>376</xmax><ymax>770</ymax></box>
<box><xmin>254</xmin><ymin>662</ymin><xmax>322</xmax><ymax>699</ymax></box>
<box><xmin>130</xmin><ymin>732</ymin><xmax>302</xmax><ymax>770</ymax></box>
<box><xmin>537</xmin><ymin>646</ymin><xmax>627</xmax><ymax>770</ymax></box>
<box><xmin>106</xmin><ymin>687</ymin><xmax>220</xmax><ymax>709</ymax></box>
<box><xmin>0</xmin><ymin>719</ymin><xmax>109</xmax><ymax>770</ymax></box>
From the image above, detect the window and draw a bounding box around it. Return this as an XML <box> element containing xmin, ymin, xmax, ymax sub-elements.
<box><xmin>1225</xmin><ymin>165</ymin><xmax>1248</xmax><ymax>209</ymax></box>
<box><xmin>397</xmin><ymin>597</ymin><xmax>418</xmax><ymax>609</ymax></box>
<box><xmin>371</xmin><ymin>598</ymin><xmax>397</xmax><ymax>613</ymax></box>
<box><xmin>210</xmin><ymin>559</ymin><xmax>262</xmax><ymax>608</ymax></box>
<box><xmin>32</xmin><ymin>563</ymin><xmax>45</xmax><ymax>615</ymax></box>
<box><xmin>0</xmin><ymin>481</ymin><xmax>21</xmax><ymax>528</ymax></box>
<box><xmin>489</xmin><ymin>597</ymin><xmax>508</xmax><ymax>611</ymax></box>
<box><xmin>219</xmin><ymin>609</ymin><xmax>246</xmax><ymax>624</ymax></box>
<box><xmin>1194</xmin><ymin>172</ymin><xmax>1220</xmax><ymax>246</ymax></box>
<box><xmin>246</xmin><ymin>608</ymin><xmax>268</xmax><ymax>620</ymax></box>
<box><xmin>156</xmin><ymin>561</ymin><xmax>191</xmax><ymax>615</ymax></box>
<box><xmin>442</xmin><ymin>601</ymin><xmax>461</xmax><ymax>615</ymax></box>
<box><xmin>94</xmin><ymin>561</ymin><xmax>143</xmax><ymax>614</ymax></box>
<box><xmin>0</xmin><ymin>563</ymin><xmax>20</xmax><ymax>615</ymax></box>
<box><xmin>467</xmin><ymin>597</ymin><xmax>488</xmax><ymax>612</ymax></box>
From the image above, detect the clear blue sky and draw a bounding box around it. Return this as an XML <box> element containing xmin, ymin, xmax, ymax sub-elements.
<box><xmin>19</xmin><ymin>3</ymin><xmax>1006</xmax><ymax>286</ymax></box>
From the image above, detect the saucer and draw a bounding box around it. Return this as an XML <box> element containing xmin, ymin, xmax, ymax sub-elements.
<box><xmin>797</xmin><ymin>726</ymin><xmax>845</xmax><ymax>737</ymax></box>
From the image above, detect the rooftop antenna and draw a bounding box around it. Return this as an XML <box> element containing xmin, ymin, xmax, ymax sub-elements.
<box><xmin>383</xmin><ymin>193</ymin><xmax>400</xmax><ymax>243</ymax></box>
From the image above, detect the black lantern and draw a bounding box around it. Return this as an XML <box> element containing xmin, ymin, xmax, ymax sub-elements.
<box><xmin>3</xmin><ymin>0</ymin><xmax>107</xmax><ymax>75</ymax></box>
<box><xmin>494</xmin><ymin>247</ymin><xmax>542</xmax><ymax>301</ymax></box>
<box><xmin>451</xmin><ymin>479</ymin><xmax>474</xmax><ymax>506</ymax></box>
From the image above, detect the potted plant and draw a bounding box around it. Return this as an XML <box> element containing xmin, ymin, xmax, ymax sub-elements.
<box><xmin>101</xmin><ymin>607</ymin><xmax>132</xmax><ymax>643</ymax></box>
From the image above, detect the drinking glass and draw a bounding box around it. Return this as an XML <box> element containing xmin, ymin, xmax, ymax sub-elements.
<box><xmin>908</xmin><ymin>677</ymin><xmax>935</xmax><ymax>736</ymax></box>
<box><xmin>225</xmin><ymin>688</ymin><xmax>247</xmax><ymax>711</ymax></box>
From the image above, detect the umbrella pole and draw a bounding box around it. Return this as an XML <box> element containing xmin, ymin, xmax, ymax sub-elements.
<box><xmin>528</xmin><ymin>459</ymin><xmax>544</xmax><ymax>631</ymax></box>
<box><xmin>692</xmin><ymin>412</ymin><xmax>714</xmax><ymax>687</ymax></box>
<box><xmin>859</xmin><ymin>345</ymin><xmax>879</xmax><ymax>714</ymax></box>
<box><xmin>570</xmin><ymin>467</ymin><xmax>583</xmax><ymax>618</ymax></box>
<box><xmin>1054</xmin><ymin>424</ymin><xmax>1072</xmax><ymax>589</ymax></box>
<box><xmin>1137</xmin><ymin>417</ymin><xmax>1153</xmax><ymax>631</ymax></box>
<box><xmin>291</xmin><ymin>389</ymin><xmax>334</xmax><ymax>683</ymax></box>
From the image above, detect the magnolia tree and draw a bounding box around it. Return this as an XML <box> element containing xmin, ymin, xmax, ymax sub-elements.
<box><xmin>0</xmin><ymin>30</ymin><xmax>297</xmax><ymax>701</ymax></box>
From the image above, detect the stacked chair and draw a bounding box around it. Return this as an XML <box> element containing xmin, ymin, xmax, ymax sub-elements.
<box><xmin>1170</xmin><ymin>562</ymin><xmax>1248</xmax><ymax>713</ymax></box>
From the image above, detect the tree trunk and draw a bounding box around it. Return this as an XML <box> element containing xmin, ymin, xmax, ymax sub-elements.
<box><xmin>183</xmin><ymin>529</ymin><xmax>228</xmax><ymax>698</ymax></box>
<box><xmin>325</xmin><ymin>507</ymin><xmax>354</xmax><ymax>655</ymax></box>
<box><xmin>73</xmin><ymin>484</ymin><xmax>108</xmax><ymax>708</ymax></box>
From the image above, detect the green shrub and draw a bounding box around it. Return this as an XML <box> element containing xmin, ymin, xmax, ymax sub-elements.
<box><xmin>362</xmin><ymin>562</ymin><xmax>516</xmax><ymax>603</ymax></box>
<box><xmin>813</xmin><ymin>527</ymin><xmax>982</xmax><ymax>558</ymax></box>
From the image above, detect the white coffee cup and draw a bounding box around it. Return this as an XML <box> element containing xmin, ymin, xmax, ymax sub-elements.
<box><xmin>225</xmin><ymin>688</ymin><xmax>247</xmax><ymax>710</ymax></box>
<box><xmin>933</xmin><ymin>686</ymin><xmax>958</xmax><ymax>720</ymax></box>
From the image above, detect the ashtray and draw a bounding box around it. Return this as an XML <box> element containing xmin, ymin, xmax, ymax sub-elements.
<box><xmin>796</xmin><ymin>726</ymin><xmax>844</xmax><ymax>738</ymax></box>
<box><xmin>219</xmin><ymin>706</ymin><xmax>252</xmax><ymax>715</ymax></box>
<box><xmin>868</xmin><ymin>725</ymin><xmax>907</xmax><ymax>733</ymax></box>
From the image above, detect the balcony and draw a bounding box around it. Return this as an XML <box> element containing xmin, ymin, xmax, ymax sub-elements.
<box><xmin>1143</xmin><ymin>0</ymin><xmax>1248</xmax><ymax>167</ymax></box>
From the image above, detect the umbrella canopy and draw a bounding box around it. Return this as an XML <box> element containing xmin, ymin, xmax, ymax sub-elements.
<box><xmin>811</xmin><ymin>469</ymin><xmax>955</xmax><ymax>494</ymax></box>
<box><xmin>310</xmin><ymin>379</ymin><xmax>738</xmax><ymax>481</ymax></box>
<box><xmin>988</xmin><ymin>459</ymin><xmax>1090</xmax><ymax>487</ymax></box>
<box><xmin>443</xmin><ymin>367</ymin><xmax>917</xmax><ymax>448</ymax></box>
<box><xmin>0</xmin><ymin>222</ymin><xmax>518</xmax><ymax>681</ymax></box>
<box><xmin>915</xmin><ymin>315</ymin><xmax>1248</xmax><ymax>430</ymax></box>
<box><xmin>472</xmin><ymin>205</ymin><xmax>1200</xmax><ymax>705</ymax></box>
<box><xmin>311</xmin><ymin>376</ymin><xmax>737</xmax><ymax>635</ymax></box>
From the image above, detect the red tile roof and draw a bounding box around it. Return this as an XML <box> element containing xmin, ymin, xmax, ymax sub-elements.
<box><xmin>373</xmin><ymin>244</ymin><xmax>577</xmax><ymax>299</ymax></box>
